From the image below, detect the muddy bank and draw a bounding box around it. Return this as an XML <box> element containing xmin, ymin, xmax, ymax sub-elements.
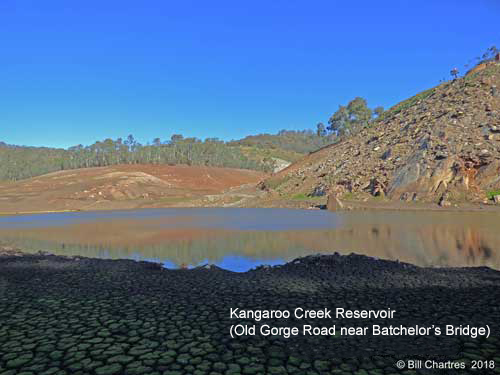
<box><xmin>243</xmin><ymin>194</ymin><xmax>500</xmax><ymax>212</ymax></box>
<box><xmin>2</xmin><ymin>192</ymin><xmax>500</xmax><ymax>216</ymax></box>
<box><xmin>0</xmin><ymin>250</ymin><xmax>499</xmax><ymax>374</ymax></box>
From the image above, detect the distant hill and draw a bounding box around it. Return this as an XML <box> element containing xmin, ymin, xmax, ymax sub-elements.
<box><xmin>0</xmin><ymin>130</ymin><xmax>336</xmax><ymax>181</ymax></box>
<box><xmin>228</xmin><ymin>130</ymin><xmax>336</xmax><ymax>154</ymax></box>
<box><xmin>262</xmin><ymin>61</ymin><xmax>500</xmax><ymax>205</ymax></box>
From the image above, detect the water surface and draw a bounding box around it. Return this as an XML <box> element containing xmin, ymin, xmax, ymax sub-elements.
<box><xmin>0</xmin><ymin>208</ymin><xmax>499</xmax><ymax>271</ymax></box>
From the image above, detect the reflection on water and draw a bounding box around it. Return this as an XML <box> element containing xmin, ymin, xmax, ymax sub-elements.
<box><xmin>0</xmin><ymin>208</ymin><xmax>340</xmax><ymax>231</ymax></box>
<box><xmin>0</xmin><ymin>208</ymin><xmax>499</xmax><ymax>271</ymax></box>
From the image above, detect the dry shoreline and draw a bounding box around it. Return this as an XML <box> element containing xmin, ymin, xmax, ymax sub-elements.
<box><xmin>1</xmin><ymin>198</ymin><xmax>499</xmax><ymax>217</ymax></box>
<box><xmin>1</xmin><ymin>248</ymin><xmax>499</xmax><ymax>374</ymax></box>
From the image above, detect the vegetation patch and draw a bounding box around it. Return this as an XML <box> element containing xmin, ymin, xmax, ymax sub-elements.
<box><xmin>228</xmin><ymin>130</ymin><xmax>336</xmax><ymax>154</ymax></box>
<box><xmin>487</xmin><ymin>190</ymin><xmax>500</xmax><ymax>200</ymax></box>
<box><xmin>236</xmin><ymin>146</ymin><xmax>302</xmax><ymax>165</ymax></box>
<box><xmin>380</xmin><ymin>87</ymin><xmax>436</xmax><ymax>119</ymax></box>
<box><xmin>342</xmin><ymin>192</ymin><xmax>355</xmax><ymax>200</ymax></box>
<box><xmin>265</xmin><ymin>175</ymin><xmax>291</xmax><ymax>190</ymax></box>
<box><xmin>0</xmin><ymin>130</ymin><xmax>337</xmax><ymax>181</ymax></box>
<box><xmin>290</xmin><ymin>193</ymin><xmax>322</xmax><ymax>200</ymax></box>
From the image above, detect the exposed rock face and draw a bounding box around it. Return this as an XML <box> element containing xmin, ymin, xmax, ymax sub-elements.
<box><xmin>271</xmin><ymin>157</ymin><xmax>292</xmax><ymax>173</ymax></box>
<box><xmin>265</xmin><ymin>63</ymin><xmax>500</xmax><ymax>205</ymax></box>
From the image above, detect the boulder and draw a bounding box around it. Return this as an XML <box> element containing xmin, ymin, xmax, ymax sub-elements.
<box><xmin>476</xmin><ymin>160</ymin><xmax>500</xmax><ymax>187</ymax></box>
<box><xmin>366</xmin><ymin>178</ymin><xmax>386</xmax><ymax>197</ymax></box>
<box><xmin>387</xmin><ymin>151</ymin><xmax>424</xmax><ymax>197</ymax></box>
<box><xmin>311</xmin><ymin>185</ymin><xmax>327</xmax><ymax>197</ymax></box>
<box><xmin>326</xmin><ymin>194</ymin><xmax>344</xmax><ymax>211</ymax></box>
<box><xmin>438</xmin><ymin>192</ymin><xmax>451</xmax><ymax>207</ymax></box>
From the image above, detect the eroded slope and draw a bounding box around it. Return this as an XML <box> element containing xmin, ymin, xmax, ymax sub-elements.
<box><xmin>0</xmin><ymin>164</ymin><xmax>266</xmax><ymax>213</ymax></box>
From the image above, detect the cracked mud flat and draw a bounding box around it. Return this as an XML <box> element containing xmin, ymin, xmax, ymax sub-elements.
<box><xmin>0</xmin><ymin>251</ymin><xmax>499</xmax><ymax>375</ymax></box>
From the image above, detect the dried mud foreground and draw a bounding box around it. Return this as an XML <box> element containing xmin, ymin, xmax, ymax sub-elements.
<box><xmin>1</xmin><ymin>250</ymin><xmax>499</xmax><ymax>375</ymax></box>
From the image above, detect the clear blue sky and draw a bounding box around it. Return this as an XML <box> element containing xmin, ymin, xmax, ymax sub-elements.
<box><xmin>1</xmin><ymin>0</ymin><xmax>499</xmax><ymax>149</ymax></box>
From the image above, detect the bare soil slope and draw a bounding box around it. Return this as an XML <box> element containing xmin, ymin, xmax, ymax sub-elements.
<box><xmin>263</xmin><ymin>63</ymin><xmax>500</xmax><ymax>206</ymax></box>
<box><xmin>0</xmin><ymin>164</ymin><xmax>266</xmax><ymax>214</ymax></box>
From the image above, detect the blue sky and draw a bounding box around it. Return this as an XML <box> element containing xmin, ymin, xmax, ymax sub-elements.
<box><xmin>1</xmin><ymin>0</ymin><xmax>499</xmax><ymax>149</ymax></box>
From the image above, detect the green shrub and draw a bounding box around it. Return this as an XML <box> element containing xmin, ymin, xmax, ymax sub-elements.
<box><xmin>487</xmin><ymin>190</ymin><xmax>500</xmax><ymax>200</ymax></box>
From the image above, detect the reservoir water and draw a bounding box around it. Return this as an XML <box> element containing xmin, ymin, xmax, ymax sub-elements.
<box><xmin>0</xmin><ymin>208</ymin><xmax>498</xmax><ymax>271</ymax></box>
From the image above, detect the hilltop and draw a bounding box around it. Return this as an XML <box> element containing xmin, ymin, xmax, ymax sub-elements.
<box><xmin>228</xmin><ymin>130</ymin><xmax>336</xmax><ymax>155</ymax></box>
<box><xmin>260</xmin><ymin>62</ymin><xmax>500</xmax><ymax>207</ymax></box>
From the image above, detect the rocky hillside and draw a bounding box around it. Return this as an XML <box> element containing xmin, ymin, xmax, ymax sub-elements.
<box><xmin>263</xmin><ymin>62</ymin><xmax>500</xmax><ymax>205</ymax></box>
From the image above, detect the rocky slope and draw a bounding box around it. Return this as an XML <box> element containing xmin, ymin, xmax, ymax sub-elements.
<box><xmin>263</xmin><ymin>62</ymin><xmax>500</xmax><ymax>205</ymax></box>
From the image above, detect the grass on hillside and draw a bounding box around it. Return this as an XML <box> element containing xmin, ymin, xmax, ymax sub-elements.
<box><xmin>380</xmin><ymin>87</ymin><xmax>436</xmax><ymax>120</ymax></box>
<box><xmin>381</xmin><ymin>64</ymin><xmax>500</xmax><ymax>120</ymax></box>
<box><xmin>265</xmin><ymin>175</ymin><xmax>291</xmax><ymax>190</ymax></box>
<box><xmin>291</xmin><ymin>193</ymin><xmax>323</xmax><ymax>200</ymax></box>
